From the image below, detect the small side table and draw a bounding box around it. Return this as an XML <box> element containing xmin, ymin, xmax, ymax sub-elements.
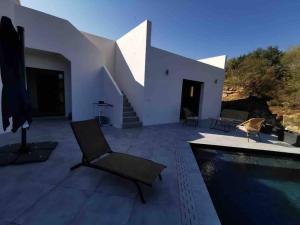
<box><xmin>92</xmin><ymin>102</ymin><xmax>113</xmax><ymax>126</ymax></box>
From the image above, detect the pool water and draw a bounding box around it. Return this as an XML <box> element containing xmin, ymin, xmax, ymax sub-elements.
<box><xmin>193</xmin><ymin>148</ymin><xmax>300</xmax><ymax>225</ymax></box>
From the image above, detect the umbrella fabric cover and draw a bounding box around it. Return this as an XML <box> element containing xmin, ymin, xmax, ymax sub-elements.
<box><xmin>0</xmin><ymin>16</ymin><xmax>32</xmax><ymax>132</ymax></box>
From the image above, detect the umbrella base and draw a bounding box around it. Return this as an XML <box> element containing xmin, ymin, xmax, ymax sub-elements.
<box><xmin>0</xmin><ymin>142</ymin><xmax>57</xmax><ymax>166</ymax></box>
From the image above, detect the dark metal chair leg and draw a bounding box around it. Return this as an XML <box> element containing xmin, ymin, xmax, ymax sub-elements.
<box><xmin>135</xmin><ymin>182</ymin><xmax>146</xmax><ymax>204</ymax></box>
<box><xmin>158</xmin><ymin>174</ymin><xmax>162</xmax><ymax>181</ymax></box>
<box><xmin>70</xmin><ymin>163</ymin><xmax>82</xmax><ymax>171</ymax></box>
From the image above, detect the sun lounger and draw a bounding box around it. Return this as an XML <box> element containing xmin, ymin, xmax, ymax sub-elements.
<box><xmin>210</xmin><ymin>109</ymin><xmax>249</xmax><ymax>131</ymax></box>
<box><xmin>236</xmin><ymin>118</ymin><xmax>265</xmax><ymax>142</ymax></box>
<box><xmin>182</xmin><ymin>108</ymin><xmax>199</xmax><ymax>127</ymax></box>
<box><xmin>70</xmin><ymin>119</ymin><xmax>166</xmax><ymax>203</ymax></box>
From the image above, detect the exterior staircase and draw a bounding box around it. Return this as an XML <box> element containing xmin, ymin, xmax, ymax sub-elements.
<box><xmin>122</xmin><ymin>95</ymin><xmax>142</xmax><ymax>128</ymax></box>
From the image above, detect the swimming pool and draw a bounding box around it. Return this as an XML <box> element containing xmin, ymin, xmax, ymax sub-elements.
<box><xmin>193</xmin><ymin>148</ymin><xmax>300</xmax><ymax>225</ymax></box>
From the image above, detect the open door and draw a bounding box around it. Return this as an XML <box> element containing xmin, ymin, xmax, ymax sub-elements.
<box><xmin>180</xmin><ymin>79</ymin><xmax>202</xmax><ymax>120</ymax></box>
<box><xmin>26</xmin><ymin>67</ymin><xmax>65</xmax><ymax>117</ymax></box>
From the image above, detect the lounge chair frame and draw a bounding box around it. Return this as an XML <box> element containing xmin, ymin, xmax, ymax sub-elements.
<box><xmin>210</xmin><ymin>109</ymin><xmax>249</xmax><ymax>132</ymax></box>
<box><xmin>182</xmin><ymin>108</ymin><xmax>199</xmax><ymax>127</ymax></box>
<box><xmin>70</xmin><ymin>120</ymin><xmax>165</xmax><ymax>203</ymax></box>
<box><xmin>236</xmin><ymin>118</ymin><xmax>265</xmax><ymax>142</ymax></box>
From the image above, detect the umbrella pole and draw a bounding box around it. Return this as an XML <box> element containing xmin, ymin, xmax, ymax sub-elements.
<box><xmin>21</xmin><ymin>128</ymin><xmax>27</xmax><ymax>151</ymax></box>
<box><xmin>17</xmin><ymin>26</ymin><xmax>29</xmax><ymax>152</ymax></box>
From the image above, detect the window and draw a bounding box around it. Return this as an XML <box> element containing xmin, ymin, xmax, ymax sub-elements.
<box><xmin>190</xmin><ymin>86</ymin><xmax>194</xmax><ymax>97</ymax></box>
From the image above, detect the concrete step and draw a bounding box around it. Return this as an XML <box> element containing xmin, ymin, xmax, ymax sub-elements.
<box><xmin>123</xmin><ymin>101</ymin><xmax>131</xmax><ymax>107</ymax></box>
<box><xmin>123</xmin><ymin>106</ymin><xmax>134</xmax><ymax>112</ymax></box>
<box><xmin>122</xmin><ymin>93</ymin><xmax>142</xmax><ymax>128</ymax></box>
<box><xmin>122</xmin><ymin>121</ymin><xmax>142</xmax><ymax>129</ymax></box>
<box><xmin>123</xmin><ymin>116</ymin><xmax>139</xmax><ymax>123</ymax></box>
<box><xmin>123</xmin><ymin>111</ymin><xmax>136</xmax><ymax>117</ymax></box>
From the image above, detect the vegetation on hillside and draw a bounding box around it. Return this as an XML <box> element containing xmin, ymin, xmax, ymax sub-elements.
<box><xmin>224</xmin><ymin>46</ymin><xmax>300</xmax><ymax>132</ymax></box>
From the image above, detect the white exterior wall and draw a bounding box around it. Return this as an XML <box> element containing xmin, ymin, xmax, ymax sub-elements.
<box><xmin>83</xmin><ymin>33</ymin><xmax>116</xmax><ymax>76</ymax></box>
<box><xmin>14</xmin><ymin>6</ymin><xmax>105</xmax><ymax>121</ymax></box>
<box><xmin>143</xmin><ymin>47</ymin><xmax>225</xmax><ymax>126</ymax></box>
<box><xmin>25</xmin><ymin>49</ymin><xmax>72</xmax><ymax>117</ymax></box>
<box><xmin>0</xmin><ymin>0</ymin><xmax>225</xmax><ymax>131</ymax></box>
<box><xmin>198</xmin><ymin>55</ymin><xmax>227</xmax><ymax>69</ymax></box>
<box><xmin>0</xmin><ymin>1</ymin><xmax>107</xmax><ymax>133</ymax></box>
<box><xmin>114</xmin><ymin>21</ymin><xmax>151</xmax><ymax>122</ymax></box>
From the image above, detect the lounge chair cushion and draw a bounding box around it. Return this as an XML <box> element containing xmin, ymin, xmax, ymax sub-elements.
<box><xmin>71</xmin><ymin>120</ymin><xmax>112</xmax><ymax>162</ymax></box>
<box><xmin>93</xmin><ymin>152</ymin><xmax>166</xmax><ymax>185</ymax></box>
<box><xmin>237</xmin><ymin>118</ymin><xmax>265</xmax><ymax>134</ymax></box>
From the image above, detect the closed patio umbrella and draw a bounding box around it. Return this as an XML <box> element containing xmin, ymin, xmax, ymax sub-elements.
<box><xmin>0</xmin><ymin>16</ymin><xmax>57</xmax><ymax>166</ymax></box>
<box><xmin>0</xmin><ymin>16</ymin><xmax>32</xmax><ymax>132</ymax></box>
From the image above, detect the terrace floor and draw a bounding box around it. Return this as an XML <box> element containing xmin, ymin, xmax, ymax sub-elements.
<box><xmin>190</xmin><ymin>127</ymin><xmax>300</xmax><ymax>156</ymax></box>
<box><xmin>0</xmin><ymin>119</ymin><xmax>220</xmax><ymax>225</ymax></box>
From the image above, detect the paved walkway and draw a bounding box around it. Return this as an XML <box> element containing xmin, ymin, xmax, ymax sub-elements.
<box><xmin>0</xmin><ymin>120</ymin><xmax>220</xmax><ymax>225</ymax></box>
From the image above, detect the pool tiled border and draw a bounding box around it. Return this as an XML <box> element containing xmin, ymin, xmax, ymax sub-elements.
<box><xmin>175</xmin><ymin>144</ymin><xmax>221</xmax><ymax>225</ymax></box>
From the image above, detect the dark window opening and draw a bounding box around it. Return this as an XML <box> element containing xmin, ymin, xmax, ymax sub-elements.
<box><xmin>26</xmin><ymin>67</ymin><xmax>65</xmax><ymax>117</ymax></box>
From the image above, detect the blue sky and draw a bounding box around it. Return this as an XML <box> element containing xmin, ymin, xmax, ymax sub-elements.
<box><xmin>21</xmin><ymin>0</ymin><xmax>300</xmax><ymax>59</ymax></box>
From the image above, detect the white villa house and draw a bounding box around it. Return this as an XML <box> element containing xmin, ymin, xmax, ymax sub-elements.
<box><xmin>0</xmin><ymin>0</ymin><xmax>226</xmax><ymax>132</ymax></box>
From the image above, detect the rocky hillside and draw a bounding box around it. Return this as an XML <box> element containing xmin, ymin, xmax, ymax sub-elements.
<box><xmin>222</xmin><ymin>87</ymin><xmax>300</xmax><ymax>132</ymax></box>
<box><xmin>224</xmin><ymin>46</ymin><xmax>300</xmax><ymax>132</ymax></box>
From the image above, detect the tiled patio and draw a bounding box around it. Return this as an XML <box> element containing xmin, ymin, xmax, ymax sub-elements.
<box><xmin>0</xmin><ymin>120</ymin><xmax>220</xmax><ymax>225</ymax></box>
<box><xmin>190</xmin><ymin>126</ymin><xmax>300</xmax><ymax>156</ymax></box>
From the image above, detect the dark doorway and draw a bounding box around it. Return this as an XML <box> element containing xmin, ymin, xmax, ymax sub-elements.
<box><xmin>26</xmin><ymin>67</ymin><xmax>65</xmax><ymax>117</ymax></box>
<box><xmin>180</xmin><ymin>79</ymin><xmax>202</xmax><ymax>119</ymax></box>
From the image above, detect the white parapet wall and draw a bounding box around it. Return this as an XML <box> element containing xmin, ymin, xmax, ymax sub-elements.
<box><xmin>114</xmin><ymin>20</ymin><xmax>151</xmax><ymax>123</ymax></box>
<box><xmin>198</xmin><ymin>55</ymin><xmax>227</xmax><ymax>69</ymax></box>
<box><xmin>83</xmin><ymin>32</ymin><xmax>116</xmax><ymax>77</ymax></box>
<box><xmin>100</xmin><ymin>66</ymin><xmax>123</xmax><ymax>128</ymax></box>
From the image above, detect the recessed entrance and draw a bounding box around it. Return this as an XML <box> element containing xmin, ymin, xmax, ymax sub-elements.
<box><xmin>180</xmin><ymin>79</ymin><xmax>202</xmax><ymax>119</ymax></box>
<box><xmin>26</xmin><ymin>67</ymin><xmax>65</xmax><ymax>117</ymax></box>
